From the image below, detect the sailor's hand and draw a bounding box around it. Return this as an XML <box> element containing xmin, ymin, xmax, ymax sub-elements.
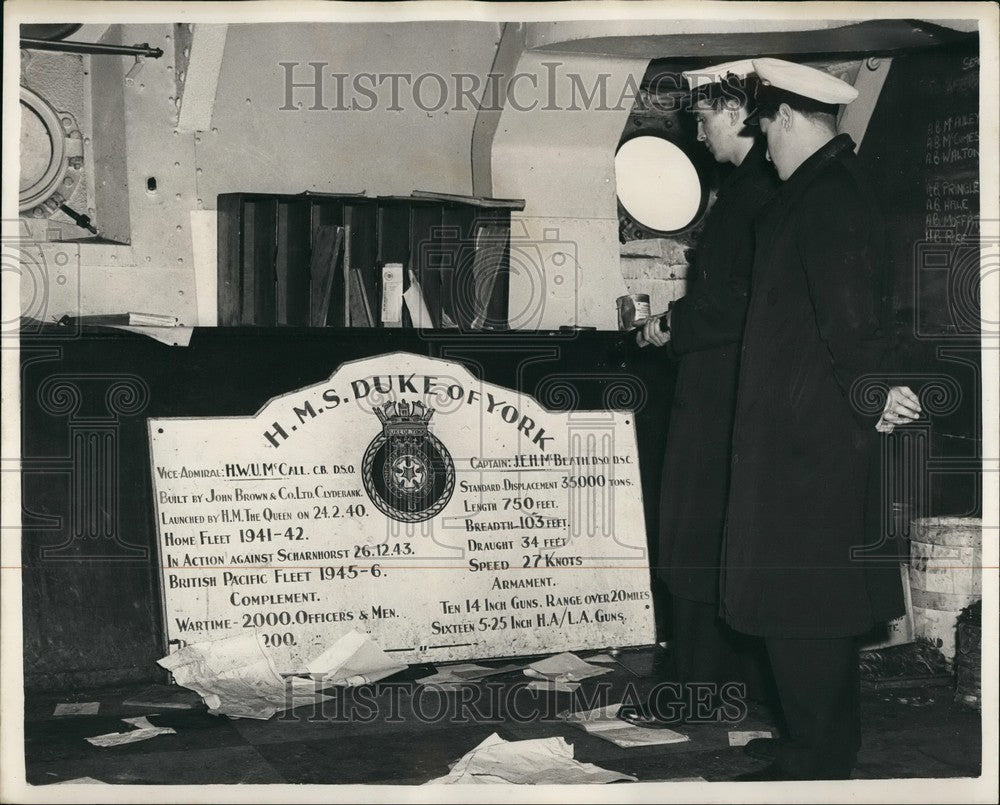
<box><xmin>636</xmin><ymin>312</ymin><xmax>670</xmax><ymax>348</ymax></box>
<box><xmin>876</xmin><ymin>385</ymin><xmax>922</xmax><ymax>432</ymax></box>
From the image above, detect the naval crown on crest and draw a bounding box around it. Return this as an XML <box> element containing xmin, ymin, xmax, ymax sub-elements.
<box><xmin>374</xmin><ymin>400</ymin><xmax>434</xmax><ymax>428</ymax></box>
<box><xmin>362</xmin><ymin>398</ymin><xmax>455</xmax><ymax>523</ymax></box>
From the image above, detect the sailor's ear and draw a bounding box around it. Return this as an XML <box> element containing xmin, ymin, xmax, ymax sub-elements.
<box><xmin>776</xmin><ymin>102</ymin><xmax>794</xmax><ymax>129</ymax></box>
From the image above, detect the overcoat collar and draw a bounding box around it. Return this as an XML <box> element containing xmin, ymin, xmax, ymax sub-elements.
<box><xmin>782</xmin><ymin>132</ymin><xmax>856</xmax><ymax>193</ymax></box>
<box><xmin>760</xmin><ymin>133</ymin><xmax>856</xmax><ymax>226</ymax></box>
<box><xmin>724</xmin><ymin>137</ymin><xmax>770</xmax><ymax>190</ymax></box>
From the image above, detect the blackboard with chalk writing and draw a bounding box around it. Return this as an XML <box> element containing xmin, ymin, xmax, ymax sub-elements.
<box><xmin>858</xmin><ymin>39</ymin><xmax>980</xmax><ymax>337</ymax></box>
<box><xmin>857</xmin><ymin>37</ymin><xmax>982</xmax><ymax>520</ymax></box>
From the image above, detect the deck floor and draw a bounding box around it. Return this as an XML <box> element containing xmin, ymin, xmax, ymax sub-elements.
<box><xmin>22</xmin><ymin>647</ymin><xmax>982</xmax><ymax>786</ymax></box>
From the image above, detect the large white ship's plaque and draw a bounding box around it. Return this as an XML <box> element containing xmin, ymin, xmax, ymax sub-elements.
<box><xmin>148</xmin><ymin>352</ymin><xmax>654</xmax><ymax>670</ymax></box>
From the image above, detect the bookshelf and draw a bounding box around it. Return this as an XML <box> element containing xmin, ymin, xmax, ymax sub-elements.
<box><xmin>217</xmin><ymin>191</ymin><xmax>524</xmax><ymax>329</ymax></box>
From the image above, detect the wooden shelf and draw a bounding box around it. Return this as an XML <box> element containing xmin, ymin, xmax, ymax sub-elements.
<box><xmin>218</xmin><ymin>192</ymin><xmax>524</xmax><ymax>329</ymax></box>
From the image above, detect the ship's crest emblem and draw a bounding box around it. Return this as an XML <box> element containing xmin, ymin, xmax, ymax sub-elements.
<box><xmin>362</xmin><ymin>400</ymin><xmax>455</xmax><ymax>522</ymax></box>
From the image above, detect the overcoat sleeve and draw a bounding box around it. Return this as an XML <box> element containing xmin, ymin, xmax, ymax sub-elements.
<box><xmin>796</xmin><ymin>171</ymin><xmax>890</xmax><ymax>427</ymax></box>
<box><xmin>667</xmin><ymin>255</ymin><xmax>751</xmax><ymax>355</ymax></box>
<box><xmin>668</xmin><ymin>145</ymin><xmax>776</xmax><ymax>356</ymax></box>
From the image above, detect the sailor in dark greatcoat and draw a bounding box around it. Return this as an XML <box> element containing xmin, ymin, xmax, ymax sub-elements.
<box><xmin>726</xmin><ymin>57</ymin><xmax>920</xmax><ymax>781</ymax></box>
<box><xmin>633</xmin><ymin>61</ymin><xmax>779</xmax><ymax>718</ymax></box>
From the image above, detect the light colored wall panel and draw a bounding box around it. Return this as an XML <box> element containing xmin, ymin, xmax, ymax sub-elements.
<box><xmin>30</xmin><ymin>22</ymin><xmax>501</xmax><ymax>323</ymax></box>
<box><xmin>196</xmin><ymin>22</ymin><xmax>502</xmax><ymax>204</ymax></box>
<box><xmin>489</xmin><ymin>49</ymin><xmax>647</xmax><ymax>330</ymax></box>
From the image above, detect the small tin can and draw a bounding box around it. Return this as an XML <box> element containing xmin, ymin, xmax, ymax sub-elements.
<box><xmin>617</xmin><ymin>293</ymin><xmax>651</xmax><ymax>331</ymax></box>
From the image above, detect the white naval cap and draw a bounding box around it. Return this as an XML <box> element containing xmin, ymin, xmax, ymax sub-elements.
<box><xmin>682</xmin><ymin>58</ymin><xmax>756</xmax><ymax>90</ymax></box>
<box><xmin>751</xmin><ymin>58</ymin><xmax>859</xmax><ymax>105</ymax></box>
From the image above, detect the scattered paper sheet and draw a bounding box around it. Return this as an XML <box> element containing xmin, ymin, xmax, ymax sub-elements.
<box><xmin>452</xmin><ymin>663</ymin><xmax>524</xmax><ymax>680</ymax></box>
<box><xmin>381</xmin><ymin>263</ymin><xmax>403</xmax><ymax>325</ymax></box>
<box><xmin>526</xmin><ymin>679</ymin><xmax>581</xmax><ymax>694</ymax></box>
<box><xmin>123</xmin><ymin>716</ymin><xmax>163</xmax><ymax>728</ymax></box>
<box><xmin>112</xmin><ymin>325</ymin><xmax>194</xmax><ymax>347</ymax></box>
<box><xmin>562</xmin><ymin>703</ymin><xmax>689</xmax><ymax>747</ymax></box>
<box><xmin>402</xmin><ymin>270</ymin><xmax>433</xmax><ymax>328</ymax></box>
<box><xmin>127</xmin><ymin>312</ymin><xmax>181</xmax><ymax>326</ymax></box>
<box><xmin>524</xmin><ymin>652</ymin><xmax>612</xmax><ymax>683</ymax></box>
<box><xmin>86</xmin><ymin>716</ymin><xmax>176</xmax><ymax>747</ymax></box>
<box><xmin>584</xmin><ymin>653</ymin><xmax>618</xmax><ymax>664</ymax></box>
<box><xmin>303</xmin><ymin>630</ymin><xmax>407</xmax><ymax>686</ymax></box>
<box><xmin>728</xmin><ymin>730</ymin><xmax>773</xmax><ymax>747</ymax></box>
<box><xmin>158</xmin><ymin>632</ymin><xmax>332</xmax><ymax>719</ymax></box>
<box><xmin>425</xmin><ymin>733</ymin><xmax>636</xmax><ymax>785</ymax></box>
<box><xmin>417</xmin><ymin>665</ymin><xmax>490</xmax><ymax>685</ymax></box>
<box><xmin>417</xmin><ymin>663</ymin><xmax>526</xmax><ymax>686</ymax></box>
<box><xmin>563</xmin><ymin>703</ymin><xmax>637</xmax><ymax>732</ymax></box>
<box><xmin>52</xmin><ymin>777</ymin><xmax>105</xmax><ymax>785</ymax></box>
<box><xmin>54</xmin><ymin>702</ymin><xmax>99</xmax><ymax>716</ymax></box>
<box><xmin>590</xmin><ymin>726</ymin><xmax>688</xmax><ymax>749</ymax></box>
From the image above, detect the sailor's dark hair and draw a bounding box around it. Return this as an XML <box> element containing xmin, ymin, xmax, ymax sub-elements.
<box><xmin>753</xmin><ymin>85</ymin><xmax>840</xmax><ymax>121</ymax></box>
<box><xmin>690</xmin><ymin>72</ymin><xmax>759</xmax><ymax>111</ymax></box>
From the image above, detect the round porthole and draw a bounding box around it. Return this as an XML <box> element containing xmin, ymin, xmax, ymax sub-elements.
<box><xmin>20</xmin><ymin>85</ymin><xmax>84</xmax><ymax>217</ymax></box>
<box><xmin>615</xmin><ymin>135</ymin><xmax>705</xmax><ymax>236</ymax></box>
<box><xmin>20</xmin><ymin>86</ymin><xmax>68</xmax><ymax>211</ymax></box>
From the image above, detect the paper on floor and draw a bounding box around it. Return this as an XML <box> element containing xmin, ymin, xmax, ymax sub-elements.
<box><xmin>86</xmin><ymin>716</ymin><xmax>176</xmax><ymax>747</ymax></box>
<box><xmin>728</xmin><ymin>730</ymin><xmax>773</xmax><ymax>747</ymax></box>
<box><xmin>436</xmin><ymin>733</ymin><xmax>506</xmax><ymax>782</ymax></box>
<box><xmin>417</xmin><ymin>663</ymin><xmax>526</xmax><ymax>686</ymax></box>
<box><xmin>525</xmin><ymin>679</ymin><xmax>581</xmax><ymax>694</ymax></box>
<box><xmin>54</xmin><ymin>702</ymin><xmax>99</xmax><ymax>716</ymax></box>
<box><xmin>590</xmin><ymin>726</ymin><xmax>688</xmax><ymax>749</ymax></box>
<box><xmin>563</xmin><ymin>703</ymin><xmax>639</xmax><ymax>732</ymax></box>
<box><xmin>302</xmin><ymin>630</ymin><xmax>406</xmax><ymax>685</ymax></box>
<box><xmin>451</xmin><ymin>663</ymin><xmax>524</xmax><ymax>680</ymax></box>
<box><xmin>425</xmin><ymin>733</ymin><xmax>636</xmax><ymax>785</ymax></box>
<box><xmin>562</xmin><ymin>703</ymin><xmax>689</xmax><ymax>747</ymax></box>
<box><xmin>52</xmin><ymin>777</ymin><xmax>105</xmax><ymax>784</ymax></box>
<box><xmin>158</xmin><ymin>632</ymin><xmax>332</xmax><ymax>719</ymax></box>
<box><xmin>417</xmin><ymin>664</ymin><xmax>492</xmax><ymax>685</ymax></box>
<box><xmin>523</xmin><ymin>652</ymin><xmax>612</xmax><ymax>683</ymax></box>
